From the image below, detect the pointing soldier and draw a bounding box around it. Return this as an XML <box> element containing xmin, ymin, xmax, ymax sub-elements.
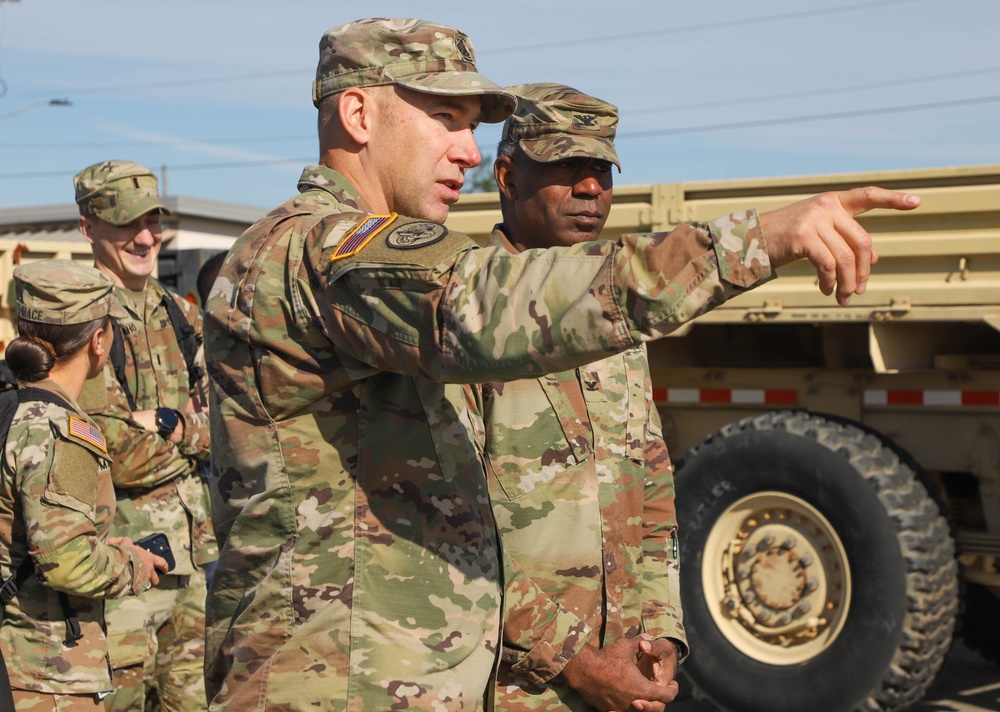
<box><xmin>204</xmin><ymin>16</ymin><xmax>919</xmax><ymax>711</ymax></box>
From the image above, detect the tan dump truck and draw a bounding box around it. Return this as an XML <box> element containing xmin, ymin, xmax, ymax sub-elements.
<box><xmin>450</xmin><ymin>163</ymin><xmax>1000</xmax><ymax>712</ymax></box>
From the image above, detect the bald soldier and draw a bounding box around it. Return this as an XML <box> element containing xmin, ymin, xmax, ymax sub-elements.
<box><xmin>484</xmin><ymin>83</ymin><xmax>685</xmax><ymax>711</ymax></box>
<box><xmin>203</xmin><ymin>16</ymin><xmax>919</xmax><ymax>712</ymax></box>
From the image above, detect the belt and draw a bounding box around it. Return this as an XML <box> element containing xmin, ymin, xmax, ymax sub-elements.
<box><xmin>155</xmin><ymin>574</ymin><xmax>190</xmax><ymax>590</ymax></box>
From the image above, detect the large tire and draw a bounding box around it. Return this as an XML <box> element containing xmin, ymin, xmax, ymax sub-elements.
<box><xmin>675</xmin><ymin>411</ymin><xmax>958</xmax><ymax>712</ymax></box>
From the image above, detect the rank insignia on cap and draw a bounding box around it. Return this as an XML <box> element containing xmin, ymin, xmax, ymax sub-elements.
<box><xmin>330</xmin><ymin>214</ymin><xmax>397</xmax><ymax>262</ymax></box>
<box><xmin>68</xmin><ymin>416</ymin><xmax>107</xmax><ymax>453</ymax></box>
<box><xmin>385</xmin><ymin>222</ymin><xmax>448</xmax><ymax>250</ymax></box>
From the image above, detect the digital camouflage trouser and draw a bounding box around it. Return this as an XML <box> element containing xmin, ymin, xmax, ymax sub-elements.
<box><xmin>103</xmin><ymin>570</ymin><xmax>207</xmax><ymax>712</ymax></box>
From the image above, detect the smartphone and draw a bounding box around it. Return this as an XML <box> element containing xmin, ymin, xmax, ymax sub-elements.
<box><xmin>133</xmin><ymin>532</ymin><xmax>176</xmax><ymax>572</ymax></box>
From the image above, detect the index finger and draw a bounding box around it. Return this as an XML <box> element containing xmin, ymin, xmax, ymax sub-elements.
<box><xmin>838</xmin><ymin>186</ymin><xmax>920</xmax><ymax>218</ymax></box>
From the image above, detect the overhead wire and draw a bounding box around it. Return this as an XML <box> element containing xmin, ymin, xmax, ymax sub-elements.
<box><xmin>5</xmin><ymin>0</ymin><xmax>928</xmax><ymax>100</ymax></box>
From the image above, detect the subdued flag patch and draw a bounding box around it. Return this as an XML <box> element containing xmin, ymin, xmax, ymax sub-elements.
<box><xmin>68</xmin><ymin>415</ymin><xmax>107</xmax><ymax>453</ymax></box>
<box><xmin>330</xmin><ymin>214</ymin><xmax>397</xmax><ymax>262</ymax></box>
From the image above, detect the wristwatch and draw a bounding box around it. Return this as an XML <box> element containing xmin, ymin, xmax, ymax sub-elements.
<box><xmin>155</xmin><ymin>407</ymin><xmax>180</xmax><ymax>439</ymax></box>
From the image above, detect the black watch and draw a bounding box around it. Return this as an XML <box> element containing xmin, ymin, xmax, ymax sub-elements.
<box><xmin>155</xmin><ymin>407</ymin><xmax>180</xmax><ymax>438</ymax></box>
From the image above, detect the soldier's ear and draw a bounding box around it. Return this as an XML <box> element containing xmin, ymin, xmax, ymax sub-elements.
<box><xmin>339</xmin><ymin>87</ymin><xmax>374</xmax><ymax>146</ymax></box>
<box><xmin>494</xmin><ymin>156</ymin><xmax>516</xmax><ymax>201</ymax></box>
<box><xmin>78</xmin><ymin>215</ymin><xmax>96</xmax><ymax>244</ymax></box>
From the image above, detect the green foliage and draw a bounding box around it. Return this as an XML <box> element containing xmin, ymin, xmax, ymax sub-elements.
<box><xmin>461</xmin><ymin>154</ymin><xmax>497</xmax><ymax>194</ymax></box>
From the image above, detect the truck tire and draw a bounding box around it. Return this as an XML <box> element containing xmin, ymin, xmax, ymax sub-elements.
<box><xmin>675</xmin><ymin>411</ymin><xmax>958</xmax><ymax>712</ymax></box>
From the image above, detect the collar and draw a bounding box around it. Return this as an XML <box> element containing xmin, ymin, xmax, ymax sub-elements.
<box><xmin>296</xmin><ymin>165</ymin><xmax>375</xmax><ymax>214</ymax></box>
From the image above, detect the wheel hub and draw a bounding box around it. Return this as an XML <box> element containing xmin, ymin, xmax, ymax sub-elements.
<box><xmin>705</xmin><ymin>492</ymin><xmax>852</xmax><ymax>665</ymax></box>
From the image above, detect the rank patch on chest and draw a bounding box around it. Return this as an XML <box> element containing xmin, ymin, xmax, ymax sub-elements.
<box><xmin>329</xmin><ymin>214</ymin><xmax>397</xmax><ymax>262</ymax></box>
<box><xmin>385</xmin><ymin>222</ymin><xmax>448</xmax><ymax>250</ymax></box>
<box><xmin>68</xmin><ymin>416</ymin><xmax>107</xmax><ymax>453</ymax></box>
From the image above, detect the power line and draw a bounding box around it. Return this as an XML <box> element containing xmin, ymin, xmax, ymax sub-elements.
<box><xmin>0</xmin><ymin>135</ymin><xmax>310</xmax><ymax>149</ymax></box>
<box><xmin>2</xmin><ymin>92</ymin><xmax>998</xmax><ymax>181</ymax></box>
<box><xmin>3</xmin><ymin>63</ymin><xmax>998</xmax><ymax>151</ymax></box>
<box><xmin>8</xmin><ymin>69</ymin><xmax>306</xmax><ymax>100</ymax></box>
<box><xmin>618</xmin><ymin>93</ymin><xmax>1000</xmax><ymax>139</ymax></box>
<box><xmin>633</xmin><ymin>65</ymin><xmax>1000</xmax><ymax>114</ymax></box>
<box><xmin>0</xmin><ymin>156</ymin><xmax>313</xmax><ymax>180</ymax></box>
<box><xmin>485</xmin><ymin>0</ymin><xmax>927</xmax><ymax>54</ymax></box>
<box><xmin>6</xmin><ymin>0</ymin><xmax>928</xmax><ymax>100</ymax></box>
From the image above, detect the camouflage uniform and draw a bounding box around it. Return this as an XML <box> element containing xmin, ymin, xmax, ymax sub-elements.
<box><xmin>203</xmin><ymin>18</ymin><xmax>771</xmax><ymax>712</ymax></box>
<box><xmin>486</xmin><ymin>84</ymin><xmax>687</xmax><ymax>710</ymax></box>
<box><xmin>74</xmin><ymin>161</ymin><xmax>217</xmax><ymax>712</ymax></box>
<box><xmin>0</xmin><ymin>261</ymin><xmax>153</xmax><ymax>704</ymax></box>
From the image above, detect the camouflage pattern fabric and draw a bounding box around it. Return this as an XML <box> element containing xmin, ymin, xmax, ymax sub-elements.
<box><xmin>503</xmin><ymin>82</ymin><xmax>620</xmax><ymax>169</ymax></box>
<box><xmin>0</xmin><ymin>380</ymin><xmax>152</xmax><ymax>694</ymax></box>
<box><xmin>483</xmin><ymin>228</ymin><xmax>686</xmax><ymax>711</ymax></box>
<box><xmin>73</xmin><ymin>160</ymin><xmax>171</xmax><ymax>227</ymax></box>
<box><xmin>203</xmin><ymin>164</ymin><xmax>771</xmax><ymax>711</ymax></box>
<box><xmin>14</xmin><ymin>259</ymin><xmax>126</xmax><ymax>325</ymax></box>
<box><xmin>77</xmin><ymin>278</ymin><xmax>215</xmax><ymax>711</ymax></box>
<box><xmin>11</xmin><ymin>688</ymin><xmax>106</xmax><ymax>710</ymax></box>
<box><xmin>313</xmin><ymin>18</ymin><xmax>515</xmax><ymax>122</ymax></box>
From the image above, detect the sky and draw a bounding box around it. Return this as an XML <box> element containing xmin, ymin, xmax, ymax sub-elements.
<box><xmin>1</xmin><ymin>0</ymin><xmax>998</xmax><ymax>212</ymax></box>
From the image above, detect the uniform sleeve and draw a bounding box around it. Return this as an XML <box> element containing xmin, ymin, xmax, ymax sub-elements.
<box><xmin>320</xmin><ymin>212</ymin><xmax>771</xmax><ymax>385</ymax></box>
<box><xmin>178</xmin><ymin>410</ymin><xmax>210</xmax><ymax>459</ymax></box>
<box><xmin>639</xmin><ymin>403</ymin><xmax>689</xmax><ymax>661</ymax></box>
<box><xmin>16</xmin><ymin>427</ymin><xmax>151</xmax><ymax>598</ymax></box>
<box><xmin>176</xmin><ymin>295</ymin><xmax>212</xmax><ymax>460</ymax></box>
<box><xmin>500</xmin><ymin>550</ymin><xmax>594</xmax><ymax>685</ymax></box>
<box><xmin>78</xmin><ymin>365</ymin><xmax>194</xmax><ymax>490</ymax></box>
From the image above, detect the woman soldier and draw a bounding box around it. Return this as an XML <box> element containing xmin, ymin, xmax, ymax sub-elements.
<box><xmin>0</xmin><ymin>259</ymin><xmax>167</xmax><ymax>711</ymax></box>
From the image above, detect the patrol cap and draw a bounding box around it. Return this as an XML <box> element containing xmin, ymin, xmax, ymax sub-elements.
<box><xmin>74</xmin><ymin>160</ymin><xmax>171</xmax><ymax>227</ymax></box>
<box><xmin>312</xmin><ymin>17</ymin><xmax>516</xmax><ymax>123</ymax></box>
<box><xmin>15</xmin><ymin>260</ymin><xmax>126</xmax><ymax>325</ymax></box>
<box><xmin>502</xmin><ymin>82</ymin><xmax>620</xmax><ymax>171</ymax></box>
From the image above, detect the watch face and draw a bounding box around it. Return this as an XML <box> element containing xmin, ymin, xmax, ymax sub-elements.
<box><xmin>157</xmin><ymin>408</ymin><xmax>179</xmax><ymax>430</ymax></box>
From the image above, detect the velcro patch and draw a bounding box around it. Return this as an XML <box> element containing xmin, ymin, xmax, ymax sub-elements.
<box><xmin>68</xmin><ymin>416</ymin><xmax>107</xmax><ymax>454</ymax></box>
<box><xmin>330</xmin><ymin>214</ymin><xmax>397</xmax><ymax>262</ymax></box>
<box><xmin>385</xmin><ymin>222</ymin><xmax>448</xmax><ymax>250</ymax></box>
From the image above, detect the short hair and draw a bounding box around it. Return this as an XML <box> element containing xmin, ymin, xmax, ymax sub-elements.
<box><xmin>197</xmin><ymin>252</ymin><xmax>228</xmax><ymax>307</ymax></box>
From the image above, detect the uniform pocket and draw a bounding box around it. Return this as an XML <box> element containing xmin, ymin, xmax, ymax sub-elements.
<box><xmin>483</xmin><ymin>372</ymin><xmax>592</xmax><ymax>500</ymax></box>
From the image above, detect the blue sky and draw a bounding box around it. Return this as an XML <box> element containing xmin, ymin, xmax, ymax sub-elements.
<box><xmin>1</xmin><ymin>0</ymin><xmax>998</xmax><ymax>211</ymax></box>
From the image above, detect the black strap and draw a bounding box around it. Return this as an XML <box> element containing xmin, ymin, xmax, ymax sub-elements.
<box><xmin>110</xmin><ymin>321</ymin><xmax>138</xmax><ymax>411</ymax></box>
<box><xmin>0</xmin><ymin>382</ymin><xmax>84</xmax><ymax>706</ymax></box>
<box><xmin>109</xmin><ymin>291</ymin><xmax>205</xmax><ymax>411</ymax></box>
<box><xmin>160</xmin><ymin>293</ymin><xmax>207</xmax><ymax>405</ymax></box>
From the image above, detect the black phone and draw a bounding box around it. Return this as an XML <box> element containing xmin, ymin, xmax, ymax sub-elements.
<box><xmin>133</xmin><ymin>532</ymin><xmax>175</xmax><ymax>572</ymax></box>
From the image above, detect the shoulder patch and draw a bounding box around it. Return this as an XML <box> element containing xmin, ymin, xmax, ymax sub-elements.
<box><xmin>67</xmin><ymin>416</ymin><xmax>107</xmax><ymax>454</ymax></box>
<box><xmin>329</xmin><ymin>213</ymin><xmax>397</xmax><ymax>262</ymax></box>
<box><xmin>385</xmin><ymin>221</ymin><xmax>448</xmax><ymax>250</ymax></box>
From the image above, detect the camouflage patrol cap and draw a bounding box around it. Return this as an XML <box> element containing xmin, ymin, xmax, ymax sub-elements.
<box><xmin>15</xmin><ymin>260</ymin><xmax>126</xmax><ymax>325</ymax></box>
<box><xmin>502</xmin><ymin>82</ymin><xmax>620</xmax><ymax>171</ymax></box>
<box><xmin>313</xmin><ymin>17</ymin><xmax>516</xmax><ymax>123</ymax></box>
<box><xmin>73</xmin><ymin>160</ymin><xmax>171</xmax><ymax>227</ymax></box>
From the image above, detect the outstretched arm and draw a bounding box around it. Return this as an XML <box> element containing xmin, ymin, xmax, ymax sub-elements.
<box><xmin>760</xmin><ymin>187</ymin><xmax>920</xmax><ymax>305</ymax></box>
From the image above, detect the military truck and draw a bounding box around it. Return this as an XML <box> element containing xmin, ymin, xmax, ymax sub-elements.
<box><xmin>3</xmin><ymin>164</ymin><xmax>998</xmax><ymax>711</ymax></box>
<box><xmin>449</xmin><ymin>163</ymin><xmax>1000</xmax><ymax>712</ymax></box>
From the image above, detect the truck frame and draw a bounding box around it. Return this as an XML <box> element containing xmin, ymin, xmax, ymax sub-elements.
<box><xmin>2</xmin><ymin>162</ymin><xmax>998</xmax><ymax>711</ymax></box>
<box><xmin>451</xmin><ymin>163</ymin><xmax>1000</xmax><ymax>711</ymax></box>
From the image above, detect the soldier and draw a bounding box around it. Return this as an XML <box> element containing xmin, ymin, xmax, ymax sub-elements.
<box><xmin>0</xmin><ymin>260</ymin><xmax>165</xmax><ymax>711</ymax></box>
<box><xmin>203</xmin><ymin>17</ymin><xmax>919</xmax><ymax>712</ymax></box>
<box><xmin>484</xmin><ymin>83</ymin><xmax>685</xmax><ymax>711</ymax></box>
<box><xmin>74</xmin><ymin>161</ymin><xmax>217</xmax><ymax>711</ymax></box>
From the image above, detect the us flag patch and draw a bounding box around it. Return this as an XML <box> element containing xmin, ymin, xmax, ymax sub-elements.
<box><xmin>330</xmin><ymin>213</ymin><xmax>397</xmax><ymax>262</ymax></box>
<box><xmin>68</xmin><ymin>416</ymin><xmax>107</xmax><ymax>453</ymax></box>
